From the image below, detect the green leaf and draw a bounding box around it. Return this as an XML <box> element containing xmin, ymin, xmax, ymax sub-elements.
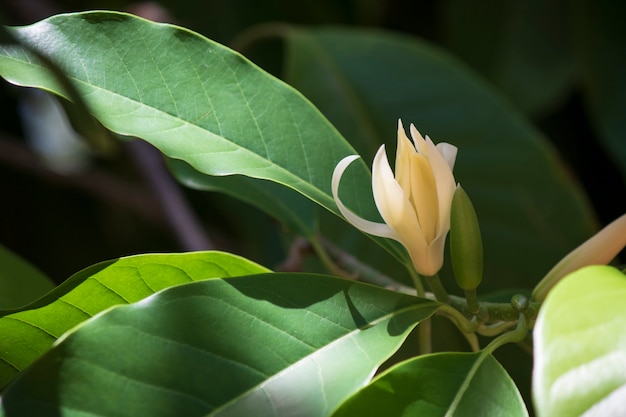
<box><xmin>331</xmin><ymin>352</ymin><xmax>528</xmax><ymax>417</ymax></box>
<box><xmin>0</xmin><ymin>251</ymin><xmax>267</xmax><ymax>389</ymax></box>
<box><xmin>168</xmin><ymin>158</ymin><xmax>318</xmax><ymax>238</ymax></box>
<box><xmin>0</xmin><ymin>11</ymin><xmax>377</xmax><ymax>223</ymax></box>
<box><xmin>533</xmin><ymin>265</ymin><xmax>626</xmax><ymax>416</ymax></box>
<box><xmin>0</xmin><ymin>274</ymin><xmax>440</xmax><ymax>417</ymax></box>
<box><xmin>282</xmin><ymin>28</ymin><xmax>597</xmax><ymax>292</ymax></box>
<box><xmin>574</xmin><ymin>0</ymin><xmax>626</xmax><ymax>180</ymax></box>
<box><xmin>0</xmin><ymin>244</ymin><xmax>55</xmax><ymax>310</ymax></box>
<box><xmin>440</xmin><ymin>0</ymin><xmax>575</xmax><ymax>116</ymax></box>
<box><xmin>0</xmin><ymin>11</ymin><xmax>407</xmax><ymax>264</ymax></box>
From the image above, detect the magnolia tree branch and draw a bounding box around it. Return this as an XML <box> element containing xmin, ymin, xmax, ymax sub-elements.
<box><xmin>314</xmin><ymin>235</ymin><xmax>540</xmax><ymax>327</ymax></box>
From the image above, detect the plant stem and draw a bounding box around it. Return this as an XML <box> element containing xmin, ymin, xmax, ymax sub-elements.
<box><xmin>425</xmin><ymin>274</ymin><xmax>449</xmax><ymax>303</ymax></box>
<box><xmin>418</xmin><ymin>319</ymin><xmax>432</xmax><ymax>355</ymax></box>
<box><xmin>483</xmin><ymin>314</ymin><xmax>528</xmax><ymax>355</ymax></box>
<box><xmin>464</xmin><ymin>289</ymin><xmax>480</xmax><ymax>315</ymax></box>
<box><xmin>448</xmin><ymin>294</ymin><xmax>540</xmax><ymax>323</ymax></box>
<box><xmin>408</xmin><ymin>268</ymin><xmax>425</xmax><ymax>297</ymax></box>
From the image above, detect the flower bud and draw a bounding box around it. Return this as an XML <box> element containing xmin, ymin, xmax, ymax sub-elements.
<box><xmin>450</xmin><ymin>185</ymin><xmax>483</xmax><ymax>291</ymax></box>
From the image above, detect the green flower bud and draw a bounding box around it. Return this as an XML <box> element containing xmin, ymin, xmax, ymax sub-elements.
<box><xmin>450</xmin><ymin>185</ymin><xmax>483</xmax><ymax>291</ymax></box>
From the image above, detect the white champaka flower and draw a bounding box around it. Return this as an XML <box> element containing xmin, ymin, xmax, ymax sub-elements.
<box><xmin>332</xmin><ymin>120</ymin><xmax>458</xmax><ymax>276</ymax></box>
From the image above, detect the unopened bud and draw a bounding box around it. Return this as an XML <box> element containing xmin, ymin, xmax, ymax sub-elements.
<box><xmin>450</xmin><ymin>185</ymin><xmax>483</xmax><ymax>291</ymax></box>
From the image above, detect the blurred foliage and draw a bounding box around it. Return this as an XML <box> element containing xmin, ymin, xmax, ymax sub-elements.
<box><xmin>0</xmin><ymin>3</ymin><xmax>623</xmax><ymax>414</ymax></box>
<box><xmin>0</xmin><ymin>0</ymin><xmax>624</xmax><ymax>283</ymax></box>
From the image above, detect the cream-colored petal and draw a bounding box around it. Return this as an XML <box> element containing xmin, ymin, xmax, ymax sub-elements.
<box><xmin>408</xmin><ymin>124</ymin><xmax>428</xmax><ymax>155</ymax></box>
<box><xmin>372</xmin><ymin>145</ymin><xmax>419</xmax><ymax>231</ymax></box>
<box><xmin>331</xmin><ymin>154</ymin><xmax>398</xmax><ymax>239</ymax></box>
<box><xmin>395</xmin><ymin>119</ymin><xmax>415</xmax><ymax>196</ymax></box>
<box><xmin>436</xmin><ymin>142</ymin><xmax>458</xmax><ymax>170</ymax></box>
<box><xmin>372</xmin><ymin>145</ymin><xmax>431</xmax><ymax>272</ymax></box>
<box><xmin>417</xmin><ymin>132</ymin><xmax>457</xmax><ymax>238</ymax></box>
<box><xmin>409</xmin><ymin>153</ymin><xmax>439</xmax><ymax>243</ymax></box>
<box><xmin>532</xmin><ymin>213</ymin><xmax>626</xmax><ymax>301</ymax></box>
<box><xmin>422</xmin><ymin>231</ymin><xmax>449</xmax><ymax>276</ymax></box>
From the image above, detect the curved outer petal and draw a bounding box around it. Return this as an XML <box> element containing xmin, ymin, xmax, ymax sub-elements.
<box><xmin>331</xmin><ymin>155</ymin><xmax>397</xmax><ymax>239</ymax></box>
<box><xmin>532</xmin><ymin>213</ymin><xmax>626</xmax><ymax>301</ymax></box>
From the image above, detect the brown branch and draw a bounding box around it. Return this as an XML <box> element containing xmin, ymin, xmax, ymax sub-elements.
<box><xmin>125</xmin><ymin>140</ymin><xmax>214</xmax><ymax>251</ymax></box>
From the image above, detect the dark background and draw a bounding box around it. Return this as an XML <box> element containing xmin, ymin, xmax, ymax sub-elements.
<box><xmin>1</xmin><ymin>0</ymin><xmax>624</xmax><ymax>283</ymax></box>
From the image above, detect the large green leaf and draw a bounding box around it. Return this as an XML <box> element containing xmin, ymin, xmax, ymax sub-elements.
<box><xmin>282</xmin><ymin>28</ymin><xmax>597</xmax><ymax>292</ymax></box>
<box><xmin>533</xmin><ymin>265</ymin><xmax>626</xmax><ymax>416</ymax></box>
<box><xmin>0</xmin><ymin>251</ymin><xmax>267</xmax><ymax>389</ymax></box>
<box><xmin>168</xmin><ymin>158</ymin><xmax>318</xmax><ymax>238</ymax></box>
<box><xmin>440</xmin><ymin>0</ymin><xmax>575</xmax><ymax>116</ymax></box>
<box><xmin>0</xmin><ymin>274</ymin><xmax>440</xmax><ymax>417</ymax></box>
<box><xmin>0</xmin><ymin>12</ymin><xmax>375</xmax><ymax>221</ymax></box>
<box><xmin>574</xmin><ymin>0</ymin><xmax>626</xmax><ymax>180</ymax></box>
<box><xmin>0</xmin><ymin>11</ymin><xmax>406</xmax><ymax>264</ymax></box>
<box><xmin>0</xmin><ymin>245</ymin><xmax>55</xmax><ymax>310</ymax></box>
<box><xmin>331</xmin><ymin>352</ymin><xmax>528</xmax><ymax>416</ymax></box>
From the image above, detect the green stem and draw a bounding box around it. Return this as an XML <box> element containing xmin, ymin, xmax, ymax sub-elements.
<box><xmin>464</xmin><ymin>289</ymin><xmax>480</xmax><ymax>315</ymax></box>
<box><xmin>408</xmin><ymin>268</ymin><xmax>425</xmax><ymax>298</ymax></box>
<box><xmin>448</xmin><ymin>294</ymin><xmax>541</xmax><ymax>323</ymax></box>
<box><xmin>425</xmin><ymin>274</ymin><xmax>449</xmax><ymax>303</ymax></box>
<box><xmin>477</xmin><ymin>321</ymin><xmax>517</xmax><ymax>337</ymax></box>
<box><xmin>483</xmin><ymin>314</ymin><xmax>529</xmax><ymax>355</ymax></box>
<box><xmin>437</xmin><ymin>304</ymin><xmax>479</xmax><ymax>334</ymax></box>
<box><xmin>418</xmin><ymin>318</ymin><xmax>432</xmax><ymax>355</ymax></box>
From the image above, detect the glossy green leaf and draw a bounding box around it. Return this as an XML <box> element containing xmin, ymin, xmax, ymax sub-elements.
<box><xmin>0</xmin><ymin>274</ymin><xmax>440</xmax><ymax>417</ymax></box>
<box><xmin>533</xmin><ymin>265</ymin><xmax>626</xmax><ymax>416</ymax></box>
<box><xmin>440</xmin><ymin>0</ymin><xmax>575</xmax><ymax>116</ymax></box>
<box><xmin>331</xmin><ymin>351</ymin><xmax>528</xmax><ymax>417</ymax></box>
<box><xmin>282</xmin><ymin>28</ymin><xmax>597</xmax><ymax>292</ymax></box>
<box><xmin>168</xmin><ymin>158</ymin><xmax>318</xmax><ymax>238</ymax></box>
<box><xmin>574</xmin><ymin>0</ymin><xmax>626</xmax><ymax>180</ymax></box>
<box><xmin>0</xmin><ymin>251</ymin><xmax>268</xmax><ymax>389</ymax></box>
<box><xmin>0</xmin><ymin>244</ymin><xmax>54</xmax><ymax>310</ymax></box>
<box><xmin>0</xmin><ymin>11</ymin><xmax>376</xmax><ymax>222</ymax></box>
<box><xmin>0</xmin><ymin>11</ymin><xmax>406</xmax><ymax>264</ymax></box>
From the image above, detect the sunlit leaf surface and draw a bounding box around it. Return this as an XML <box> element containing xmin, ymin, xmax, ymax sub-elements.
<box><xmin>331</xmin><ymin>351</ymin><xmax>528</xmax><ymax>417</ymax></box>
<box><xmin>0</xmin><ymin>251</ymin><xmax>267</xmax><ymax>389</ymax></box>
<box><xmin>0</xmin><ymin>274</ymin><xmax>439</xmax><ymax>417</ymax></box>
<box><xmin>533</xmin><ymin>265</ymin><xmax>626</xmax><ymax>416</ymax></box>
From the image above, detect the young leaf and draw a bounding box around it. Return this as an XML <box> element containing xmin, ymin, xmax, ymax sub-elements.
<box><xmin>331</xmin><ymin>351</ymin><xmax>528</xmax><ymax>417</ymax></box>
<box><xmin>533</xmin><ymin>265</ymin><xmax>626</xmax><ymax>416</ymax></box>
<box><xmin>0</xmin><ymin>274</ymin><xmax>440</xmax><ymax>417</ymax></box>
<box><xmin>0</xmin><ymin>251</ymin><xmax>268</xmax><ymax>389</ymax></box>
